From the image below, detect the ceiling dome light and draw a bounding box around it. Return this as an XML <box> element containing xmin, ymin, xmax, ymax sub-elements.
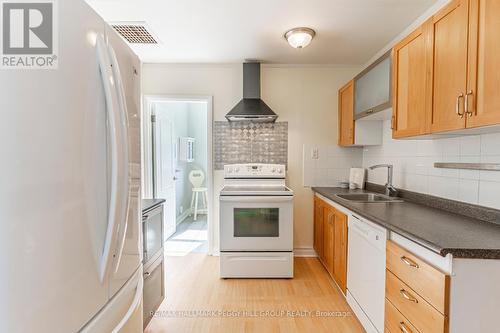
<box><xmin>284</xmin><ymin>27</ymin><xmax>316</xmax><ymax>49</ymax></box>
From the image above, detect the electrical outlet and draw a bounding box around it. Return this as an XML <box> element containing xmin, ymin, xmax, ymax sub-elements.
<box><xmin>311</xmin><ymin>147</ymin><xmax>319</xmax><ymax>159</ymax></box>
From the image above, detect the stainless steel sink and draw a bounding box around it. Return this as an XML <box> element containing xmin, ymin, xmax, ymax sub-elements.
<box><xmin>336</xmin><ymin>193</ymin><xmax>403</xmax><ymax>203</ymax></box>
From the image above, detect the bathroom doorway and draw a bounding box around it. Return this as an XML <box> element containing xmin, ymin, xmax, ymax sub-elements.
<box><xmin>143</xmin><ymin>96</ymin><xmax>213</xmax><ymax>256</ymax></box>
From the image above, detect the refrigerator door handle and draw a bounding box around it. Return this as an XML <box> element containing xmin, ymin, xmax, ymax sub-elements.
<box><xmin>111</xmin><ymin>270</ymin><xmax>143</xmax><ymax>333</ymax></box>
<box><xmin>107</xmin><ymin>43</ymin><xmax>131</xmax><ymax>274</ymax></box>
<box><xmin>96</xmin><ymin>35</ymin><xmax>121</xmax><ymax>283</ymax></box>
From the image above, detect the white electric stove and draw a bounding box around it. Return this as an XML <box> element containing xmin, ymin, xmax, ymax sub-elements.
<box><xmin>219</xmin><ymin>163</ymin><xmax>294</xmax><ymax>278</ymax></box>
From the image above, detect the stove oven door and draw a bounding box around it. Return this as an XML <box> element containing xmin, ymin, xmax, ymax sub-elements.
<box><xmin>219</xmin><ymin>195</ymin><xmax>293</xmax><ymax>251</ymax></box>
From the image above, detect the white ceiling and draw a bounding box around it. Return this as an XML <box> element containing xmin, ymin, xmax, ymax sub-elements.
<box><xmin>87</xmin><ymin>0</ymin><xmax>437</xmax><ymax>64</ymax></box>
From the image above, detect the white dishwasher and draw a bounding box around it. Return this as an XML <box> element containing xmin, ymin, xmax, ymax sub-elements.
<box><xmin>346</xmin><ymin>214</ymin><xmax>387</xmax><ymax>333</ymax></box>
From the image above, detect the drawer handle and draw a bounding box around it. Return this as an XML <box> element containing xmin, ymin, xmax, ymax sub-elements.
<box><xmin>400</xmin><ymin>289</ymin><xmax>418</xmax><ymax>303</ymax></box>
<box><xmin>399</xmin><ymin>322</ymin><xmax>413</xmax><ymax>333</ymax></box>
<box><xmin>400</xmin><ymin>256</ymin><xmax>419</xmax><ymax>269</ymax></box>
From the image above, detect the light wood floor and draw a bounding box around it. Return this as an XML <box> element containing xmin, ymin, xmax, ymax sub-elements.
<box><xmin>145</xmin><ymin>254</ymin><xmax>365</xmax><ymax>333</ymax></box>
<box><xmin>165</xmin><ymin>216</ymin><xmax>208</xmax><ymax>256</ymax></box>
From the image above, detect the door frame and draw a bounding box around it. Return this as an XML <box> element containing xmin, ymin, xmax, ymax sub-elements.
<box><xmin>142</xmin><ymin>94</ymin><xmax>214</xmax><ymax>255</ymax></box>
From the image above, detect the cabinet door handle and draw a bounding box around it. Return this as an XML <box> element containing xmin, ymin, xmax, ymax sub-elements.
<box><xmin>399</xmin><ymin>322</ymin><xmax>413</xmax><ymax>333</ymax></box>
<box><xmin>400</xmin><ymin>256</ymin><xmax>419</xmax><ymax>268</ymax></box>
<box><xmin>456</xmin><ymin>92</ymin><xmax>464</xmax><ymax>118</ymax></box>
<box><xmin>465</xmin><ymin>90</ymin><xmax>474</xmax><ymax>117</ymax></box>
<box><xmin>391</xmin><ymin>115</ymin><xmax>396</xmax><ymax>130</ymax></box>
<box><xmin>400</xmin><ymin>289</ymin><xmax>418</xmax><ymax>303</ymax></box>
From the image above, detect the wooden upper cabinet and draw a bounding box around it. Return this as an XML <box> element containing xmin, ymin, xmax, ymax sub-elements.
<box><xmin>313</xmin><ymin>197</ymin><xmax>324</xmax><ymax>260</ymax></box>
<box><xmin>392</xmin><ymin>22</ymin><xmax>432</xmax><ymax>138</ymax></box>
<box><xmin>333</xmin><ymin>210</ymin><xmax>348</xmax><ymax>294</ymax></box>
<box><xmin>430</xmin><ymin>0</ymin><xmax>470</xmax><ymax>133</ymax></box>
<box><xmin>323</xmin><ymin>206</ymin><xmax>335</xmax><ymax>276</ymax></box>
<box><xmin>338</xmin><ymin>80</ymin><xmax>354</xmax><ymax>146</ymax></box>
<box><xmin>466</xmin><ymin>0</ymin><xmax>500</xmax><ymax>128</ymax></box>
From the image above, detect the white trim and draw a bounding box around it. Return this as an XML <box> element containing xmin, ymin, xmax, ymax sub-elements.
<box><xmin>176</xmin><ymin>209</ymin><xmax>191</xmax><ymax>225</ymax></box>
<box><xmin>293</xmin><ymin>248</ymin><xmax>317</xmax><ymax>257</ymax></box>
<box><xmin>141</xmin><ymin>100</ymin><xmax>154</xmax><ymax>198</ymax></box>
<box><xmin>142</xmin><ymin>94</ymin><xmax>214</xmax><ymax>256</ymax></box>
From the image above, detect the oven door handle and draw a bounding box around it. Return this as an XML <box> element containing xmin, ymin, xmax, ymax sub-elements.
<box><xmin>219</xmin><ymin>196</ymin><xmax>293</xmax><ymax>203</ymax></box>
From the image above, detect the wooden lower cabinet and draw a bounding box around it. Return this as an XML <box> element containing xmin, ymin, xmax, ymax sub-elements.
<box><xmin>323</xmin><ymin>206</ymin><xmax>335</xmax><ymax>276</ymax></box>
<box><xmin>333</xmin><ymin>210</ymin><xmax>348</xmax><ymax>294</ymax></box>
<box><xmin>385</xmin><ymin>299</ymin><xmax>421</xmax><ymax>333</ymax></box>
<box><xmin>386</xmin><ymin>271</ymin><xmax>447</xmax><ymax>333</ymax></box>
<box><xmin>313</xmin><ymin>197</ymin><xmax>324</xmax><ymax>260</ymax></box>
<box><xmin>313</xmin><ymin>196</ymin><xmax>348</xmax><ymax>294</ymax></box>
<box><xmin>385</xmin><ymin>241</ymin><xmax>450</xmax><ymax>333</ymax></box>
<box><xmin>387</xmin><ymin>240</ymin><xmax>449</xmax><ymax>314</ymax></box>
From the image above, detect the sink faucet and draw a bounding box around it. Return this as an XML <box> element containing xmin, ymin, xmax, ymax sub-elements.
<box><xmin>369</xmin><ymin>164</ymin><xmax>397</xmax><ymax>196</ymax></box>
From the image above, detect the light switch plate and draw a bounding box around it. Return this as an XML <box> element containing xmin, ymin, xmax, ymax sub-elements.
<box><xmin>311</xmin><ymin>147</ymin><xmax>319</xmax><ymax>159</ymax></box>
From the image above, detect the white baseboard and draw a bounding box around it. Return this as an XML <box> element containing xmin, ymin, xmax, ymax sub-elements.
<box><xmin>293</xmin><ymin>247</ymin><xmax>318</xmax><ymax>257</ymax></box>
<box><xmin>176</xmin><ymin>209</ymin><xmax>191</xmax><ymax>225</ymax></box>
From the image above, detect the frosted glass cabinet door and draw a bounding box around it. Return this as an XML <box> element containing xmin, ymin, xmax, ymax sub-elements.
<box><xmin>354</xmin><ymin>52</ymin><xmax>392</xmax><ymax>118</ymax></box>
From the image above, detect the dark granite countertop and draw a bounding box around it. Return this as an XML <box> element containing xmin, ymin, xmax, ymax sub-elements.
<box><xmin>142</xmin><ymin>199</ymin><xmax>166</xmax><ymax>214</ymax></box>
<box><xmin>312</xmin><ymin>187</ymin><xmax>500</xmax><ymax>259</ymax></box>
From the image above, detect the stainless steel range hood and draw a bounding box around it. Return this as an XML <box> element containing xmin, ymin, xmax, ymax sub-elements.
<box><xmin>225</xmin><ymin>62</ymin><xmax>278</xmax><ymax>123</ymax></box>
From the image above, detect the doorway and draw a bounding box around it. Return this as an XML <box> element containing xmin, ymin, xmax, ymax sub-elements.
<box><xmin>143</xmin><ymin>96</ymin><xmax>213</xmax><ymax>256</ymax></box>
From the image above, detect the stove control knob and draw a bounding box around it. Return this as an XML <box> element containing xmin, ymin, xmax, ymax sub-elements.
<box><xmin>235</xmin><ymin>167</ymin><xmax>240</xmax><ymax>173</ymax></box>
<box><xmin>271</xmin><ymin>168</ymin><xmax>276</xmax><ymax>173</ymax></box>
<box><xmin>227</xmin><ymin>167</ymin><xmax>233</xmax><ymax>173</ymax></box>
<box><xmin>278</xmin><ymin>168</ymin><xmax>284</xmax><ymax>174</ymax></box>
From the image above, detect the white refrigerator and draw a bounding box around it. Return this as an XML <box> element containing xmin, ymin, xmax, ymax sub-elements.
<box><xmin>0</xmin><ymin>0</ymin><xmax>144</xmax><ymax>332</ymax></box>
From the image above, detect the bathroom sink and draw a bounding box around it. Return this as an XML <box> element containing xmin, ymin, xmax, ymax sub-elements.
<box><xmin>336</xmin><ymin>193</ymin><xmax>403</xmax><ymax>203</ymax></box>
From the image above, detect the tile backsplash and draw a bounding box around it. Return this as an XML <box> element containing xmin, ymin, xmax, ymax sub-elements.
<box><xmin>303</xmin><ymin>144</ymin><xmax>363</xmax><ymax>187</ymax></box>
<box><xmin>363</xmin><ymin>120</ymin><xmax>500</xmax><ymax>210</ymax></box>
<box><xmin>214</xmin><ymin>121</ymin><xmax>288</xmax><ymax>170</ymax></box>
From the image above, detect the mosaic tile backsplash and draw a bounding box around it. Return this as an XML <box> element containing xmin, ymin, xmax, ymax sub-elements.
<box><xmin>214</xmin><ymin>121</ymin><xmax>288</xmax><ymax>170</ymax></box>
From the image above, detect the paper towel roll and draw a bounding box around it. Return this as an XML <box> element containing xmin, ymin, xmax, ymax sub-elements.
<box><xmin>349</xmin><ymin>168</ymin><xmax>366</xmax><ymax>189</ymax></box>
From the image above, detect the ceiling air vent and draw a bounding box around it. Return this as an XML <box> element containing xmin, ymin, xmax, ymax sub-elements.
<box><xmin>111</xmin><ymin>22</ymin><xmax>158</xmax><ymax>44</ymax></box>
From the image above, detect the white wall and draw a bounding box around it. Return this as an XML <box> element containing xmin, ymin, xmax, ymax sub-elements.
<box><xmin>303</xmin><ymin>144</ymin><xmax>363</xmax><ymax>187</ymax></box>
<box><xmin>143</xmin><ymin>64</ymin><xmax>241</xmax><ymax>252</ymax></box>
<box><xmin>363</xmin><ymin>121</ymin><xmax>500</xmax><ymax>210</ymax></box>
<box><xmin>261</xmin><ymin>65</ymin><xmax>363</xmax><ymax>250</ymax></box>
<box><xmin>187</xmin><ymin>102</ymin><xmax>208</xmax><ymax>178</ymax></box>
<box><xmin>142</xmin><ymin>63</ymin><xmax>361</xmax><ymax>251</ymax></box>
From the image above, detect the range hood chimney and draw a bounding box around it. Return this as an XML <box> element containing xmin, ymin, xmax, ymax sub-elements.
<box><xmin>225</xmin><ymin>62</ymin><xmax>278</xmax><ymax>123</ymax></box>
